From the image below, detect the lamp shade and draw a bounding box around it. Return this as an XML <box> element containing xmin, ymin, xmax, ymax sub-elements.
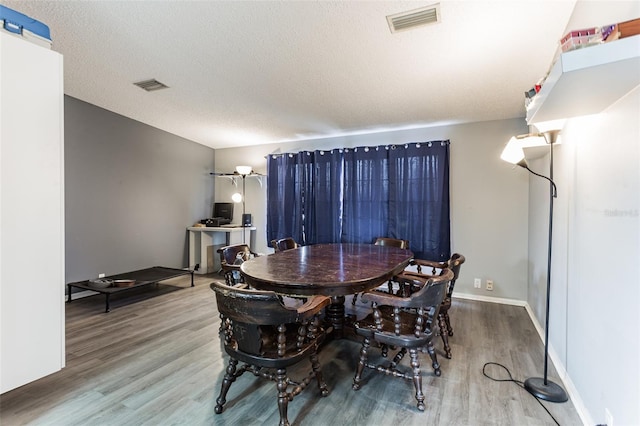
<box><xmin>235</xmin><ymin>165</ymin><xmax>252</xmax><ymax>175</ymax></box>
<box><xmin>231</xmin><ymin>192</ymin><xmax>243</xmax><ymax>203</ymax></box>
<box><xmin>517</xmin><ymin>134</ymin><xmax>547</xmax><ymax>147</ymax></box>
<box><xmin>500</xmin><ymin>137</ymin><xmax>526</xmax><ymax>165</ymax></box>
<box><xmin>500</xmin><ymin>133</ymin><xmax>550</xmax><ymax>167</ymax></box>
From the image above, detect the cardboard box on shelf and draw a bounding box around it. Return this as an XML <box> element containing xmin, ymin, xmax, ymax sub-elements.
<box><xmin>603</xmin><ymin>18</ymin><xmax>640</xmax><ymax>43</ymax></box>
<box><xmin>618</xmin><ymin>18</ymin><xmax>640</xmax><ymax>39</ymax></box>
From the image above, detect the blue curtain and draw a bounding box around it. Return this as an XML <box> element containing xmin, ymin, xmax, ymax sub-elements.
<box><xmin>342</xmin><ymin>146</ymin><xmax>389</xmax><ymax>244</ymax></box>
<box><xmin>308</xmin><ymin>150</ymin><xmax>343</xmax><ymax>244</ymax></box>
<box><xmin>267</xmin><ymin>153</ymin><xmax>300</xmax><ymax>243</ymax></box>
<box><xmin>266</xmin><ymin>141</ymin><xmax>450</xmax><ymax>260</ymax></box>
<box><xmin>267</xmin><ymin>150</ymin><xmax>343</xmax><ymax>245</ymax></box>
<box><xmin>388</xmin><ymin>142</ymin><xmax>450</xmax><ymax>260</ymax></box>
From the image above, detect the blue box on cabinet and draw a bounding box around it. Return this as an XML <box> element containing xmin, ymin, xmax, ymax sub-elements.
<box><xmin>0</xmin><ymin>5</ymin><xmax>51</xmax><ymax>48</ymax></box>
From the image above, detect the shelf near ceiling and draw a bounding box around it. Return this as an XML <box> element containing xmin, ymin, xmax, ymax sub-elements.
<box><xmin>526</xmin><ymin>34</ymin><xmax>640</xmax><ymax>125</ymax></box>
<box><xmin>212</xmin><ymin>172</ymin><xmax>265</xmax><ymax>188</ymax></box>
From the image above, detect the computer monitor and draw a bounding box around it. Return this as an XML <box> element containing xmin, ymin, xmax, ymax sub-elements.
<box><xmin>213</xmin><ymin>202</ymin><xmax>234</xmax><ymax>221</ymax></box>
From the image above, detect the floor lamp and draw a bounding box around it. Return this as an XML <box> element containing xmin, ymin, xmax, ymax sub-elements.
<box><xmin>500</xmin><ymin>130</ymin><xmax>568</xmax><ymax>403</ymax></box>
<box><xmin>232</xmin><ymin>165</ymin><xmax>252</xmax><ymax>243</ymax></box>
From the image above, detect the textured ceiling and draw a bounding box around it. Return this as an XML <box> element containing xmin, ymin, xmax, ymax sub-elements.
<box><xmin>4</xmin><ymin>1</ymin><xmax>576</xmax><ymax>149</ymax></box>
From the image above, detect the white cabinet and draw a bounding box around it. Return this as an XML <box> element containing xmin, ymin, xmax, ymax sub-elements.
<box><xmin>0</xmin><ymin>31</ymin><xmax>65</xmax><ymax>393</ymax></box>
<box><xmin>526</xmin><ymin>35</ymin><xmax>640</xmax><ymax>124</ymax></box>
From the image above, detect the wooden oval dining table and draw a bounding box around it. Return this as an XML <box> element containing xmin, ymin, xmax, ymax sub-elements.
<box><xmin>240</xmin><ymin>243</ymin><xmax>413</xmax><ymax>338</ymax></box>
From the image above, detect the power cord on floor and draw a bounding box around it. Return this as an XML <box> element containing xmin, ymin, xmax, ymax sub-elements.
<box><xmin>482</xmin><ymin>362</ymin><xmax>561</xmax><ymax>426</ymax></box>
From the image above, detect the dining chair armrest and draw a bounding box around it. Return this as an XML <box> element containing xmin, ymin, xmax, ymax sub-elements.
<box><xmin>396</xmin><ymin>270</ymin><xmax>444</xmax><ymax>295</ymax></box>
<box><xmin>223</xmin><ymin>264</ymin><xmax>241</xmax><ymax>272</ymax></box>
<box><xmin>410</xmin><ymin>258</ymin><xmax>448</xmax><ymax>274</ymax></box>
<box><xmin>361</xmin><ymin>290</ymin><xmax>406</xmax><ymax>305</ymax></box>
<box><xmin>297</xmin><ymin>295</ymin><xmax>331</xmax><ymax>318</ymax></box>
<box><xmin>398</xmin><ymin>270</ymin><xmax>437</xmax><ymax>281</ymax></box>
<box><xmin>362</xmin><ymin>273</ymin><xmax>434</xmax><ymax>306</ymax></box>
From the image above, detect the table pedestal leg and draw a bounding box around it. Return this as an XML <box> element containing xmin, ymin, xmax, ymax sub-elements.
<box><xmin>326</xmin><ymin>295</ymin><xmax>345</xmax><ymax>339</ymax></box>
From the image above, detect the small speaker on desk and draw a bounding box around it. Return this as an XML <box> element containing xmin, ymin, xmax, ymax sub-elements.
<box><xmin>242</xmin><ymin>214</ymin><xmax>252</xmax><ymax>226</ymax></box>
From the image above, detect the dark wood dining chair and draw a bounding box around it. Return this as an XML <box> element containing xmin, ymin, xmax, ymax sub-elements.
<box><xmin>374</xmin><ymin>237</ymin><xmax>410</xmax><ymax>293</ymax></box>
<box><xmin>210</xmin><ymin>281</ymin><xmax>330</xmax><ymax>426</ymax></box>
<box><xmin>373</xmin><ymin>236</ymin><xmax>410</xmax><ymax>249</ymax></box>
<box><xmin>352</xmin><ymin>236</ymin><xmax>410</xmax><ymax>305</ymax></box>
<box><xmin>270</xmin><ymin>237</ymin><xmax>299</xmax><ymax>252</ymax></box>
<box><xmin>400</xmin><ymin>253</ymin><xmax>466</xmax><ymax>359</ymax></box>
<box><xmin>217</xmin><ymin>244</ymin><xmax>259</xmax><ymax>287</ymax></box>
<box><xmin>352</xmin><ymin>269</ymin><xmax>453</xmax><ymax>411</ymax></box>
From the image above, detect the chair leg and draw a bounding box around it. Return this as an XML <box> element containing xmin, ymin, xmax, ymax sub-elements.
<box><xmin>215</xmin><ymin>358</ymin><xmax>238</xmax><ymax>414</ymax></box>
<box><xmin>426</xmin><ymin>340</ymin><xmax>441</xmax><ymax>377</ymax></box>
<box><xmin>352</xmin><ymin>337</ymin><xmax>371</xmax><ymax>390</ymax></box>
<box><xmin>381</xmin><ymin>344</ymin><xmax>389</xmax><ymax>358</ymax></box>
<box><xmin>310</xmin><ymin>351</ymin><xmax>329</xmax><ymax>396</ymax></box>
<box><xmin>409</xmin><ymin>348</ymin><xmax>425</xmax><ymax>411</ymax></box>
<box><xmin>444</xmin><ymin>311</ymin><xmax>454</xmax><ymax>336</ymax></box>
<box><xmin>276</xmin><ymin>368</ymin><xmax>290</xmax><ymax>426</ymax></box>
<box><xmin>438</xmin><ymin>313</ymin><xmax>452</xmax><ymax>359</ymax></box>
<box><xmin>390</xmin><ymin>347</ymin><xmax>406</xmax><ymax>368</ymax></box>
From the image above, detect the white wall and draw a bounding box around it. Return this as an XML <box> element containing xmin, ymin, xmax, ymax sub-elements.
<box><xmin>558</xmin><ymin>89</ymin><xmax>639</xmax><ymax>426</ymax></box>
<box><xmin>525</xmin><ymin>2</ymin><xmax>640</xmax><ymax>425</ymax></box>
<box><xmin>215</xmin><ymin>118</ymin><xmax>531</xmax><ymax>301</ymax></box>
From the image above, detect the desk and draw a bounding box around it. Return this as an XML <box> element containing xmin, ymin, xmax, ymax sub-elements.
<box><xmin>241</xmin><ymin>243</ymin><xmax>413</xmax><ymax>337</ymax></box>
<box><xmin>188</xmin><ymin>226</ymin><xmax>256</xmax><ymax>274</ymax></box>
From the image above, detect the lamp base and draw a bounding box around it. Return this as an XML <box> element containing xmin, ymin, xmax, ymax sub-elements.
<box><xmin>524</xmin><ymin>377</ymin><xmax>568</xmax><ymax>402</ymax></box>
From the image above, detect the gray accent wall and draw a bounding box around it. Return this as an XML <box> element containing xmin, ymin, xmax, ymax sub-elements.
<box><xmin>64</xmin><ymin>96</ymin><xmax>215</xmax><ymax>284</ymax></box>
<box><xmin>214</xmin><ymin>118</ymin><xmax>530</xmax><ymax>301</ymax></box>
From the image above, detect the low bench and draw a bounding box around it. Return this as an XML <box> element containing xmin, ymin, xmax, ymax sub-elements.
<box><xmin>67</xmin><ymin>266</ymin><xmax>194</xmax><ymax>313</ymax></box>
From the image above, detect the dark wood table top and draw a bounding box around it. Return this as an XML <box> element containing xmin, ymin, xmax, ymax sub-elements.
<box><xmin>240</xmin><ymin>243</ymin><xmax>413</xmax><ymax>296</ymax></box>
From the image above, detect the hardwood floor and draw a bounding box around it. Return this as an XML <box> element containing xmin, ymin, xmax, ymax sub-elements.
<box><xmin>0</xmin><ymin>275</ymin><xmax>583</xmax><ymax>425</ymax></box>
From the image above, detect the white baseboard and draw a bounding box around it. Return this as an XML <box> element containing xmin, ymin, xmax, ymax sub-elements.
<box><xmin>522</xmin><ymin>304</ymin><xmax>593</xmax><ymax>426</ymax></box>
<box><xmin>453</xmin><ymin>292</ymin><xmax>527</xmax><ymax>306</ymax></box>
<box><xmin>454</xmin><ymin>292</ymin><xmax>591</xmax><ymax>426</ymax></box>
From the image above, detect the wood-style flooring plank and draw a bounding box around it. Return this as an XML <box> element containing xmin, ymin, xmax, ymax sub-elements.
<box><xmin>0</xmin><ymin>275</ymin><xmax>583</xmax><ymax>425</ymax></box>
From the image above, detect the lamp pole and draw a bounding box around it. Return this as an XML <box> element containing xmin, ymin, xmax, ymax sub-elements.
<box><xmin>523</xmin><ymin>130</ymin><xmax>568</xmax><ymax>403</ymax></box>
<box><xmin>233</xmin><ymin>165</ymin><xmax>252</xmax><ymax>243</ymax></box>
<box><xmin>241</xmin><ymin>173</ymin><xmax>246</xmax><ymax>243</ymax></box>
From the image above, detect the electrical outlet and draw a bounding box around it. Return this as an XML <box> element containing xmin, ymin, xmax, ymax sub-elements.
<box><xmin>486</xmin><ymin>279</ymin><xmax>494</xmax><ymax>291</ymax></box>
<box><xmin>605</xmin><ymin>408</ymin><xmax>613</xmax><ymax>426</ymax></box>
<box><xmin>98</xmin><ymin>273</ymin><xmax>105</xmax><ymax>278</ymax></box>
<box><xmin>474</xmin><ymin>278</ymin><xmax>481</xmax><ymax>288</ymax></box>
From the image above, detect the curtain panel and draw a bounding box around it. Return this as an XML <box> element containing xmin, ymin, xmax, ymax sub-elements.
<box><xmin>342</xmin><ymin>146</ymin><xmax>389</xmax><ymax>245</ymax></box>
<box><xmin>266</xmin><ymin>141</ymin><xmax>450</xmax><ymax>260</ymax></box>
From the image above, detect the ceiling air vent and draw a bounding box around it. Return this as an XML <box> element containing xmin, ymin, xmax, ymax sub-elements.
<box><xmin>134</xmin><ymin>79</ymin><xmax>169</xmax><ymax>92</ymax></box>
<box><xmin>387</xmin><ymin>3</ymin><xmax>441</xmax><ymax>33</ymax></box>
